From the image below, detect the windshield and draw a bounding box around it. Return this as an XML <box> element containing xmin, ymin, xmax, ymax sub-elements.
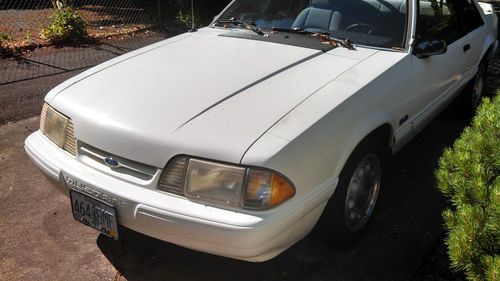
<box><xmin>217</xmin><ymin>0</ymin><xmax>408</xmax><ymax>49</ymax></box>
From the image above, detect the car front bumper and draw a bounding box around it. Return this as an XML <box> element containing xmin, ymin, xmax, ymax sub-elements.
<box><xmin>25</xmin><ymin>131</ymin><xmax>336</xmax><ymax>262</ymax></box>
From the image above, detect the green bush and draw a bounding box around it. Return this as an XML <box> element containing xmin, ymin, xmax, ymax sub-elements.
<box><xmin>436</xmin><ymin>93</ymin><xmax>500</xmax><ymax>281</ymax></box>
<box><xmin>175</xmin><ymin>10</ymin><xmax>203</xmax><ymax>28</ymax></box>
<box><xmin>0</xmin><ymin>33</ymin><xmax>12</xmax><ymax>47</ymax></box>
<box><xmin>41</xmin><ymin>7</ymin><xmax>88</xmax><ymax>45</ymax></box>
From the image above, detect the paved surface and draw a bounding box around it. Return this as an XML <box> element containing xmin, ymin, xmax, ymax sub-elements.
<box><xmin>0</xmin><ymin>33</ymin><xmax>170</xmax><ymax>125</ymax></box>
<box><xmin>0</xmin><ymin>101</ymin><xmax>472</xmax><ymax>281</ymax></box>
<box><xmin>0</xmin><ymin>33</ymin><xmax>167</xmax><ymax>85</ymax></box>
<box><xmin>0</xmin><ymin>118</ymin><xmax>116</xmax><ymax>280</ymax></box>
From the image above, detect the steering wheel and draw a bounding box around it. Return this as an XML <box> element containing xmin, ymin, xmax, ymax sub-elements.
<box><xmin>344</xmin><ymin>23</ymin><xmax>374</xmax><ymax>35</ymax></box>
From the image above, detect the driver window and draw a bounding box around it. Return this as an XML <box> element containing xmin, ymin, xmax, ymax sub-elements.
<box><xmin>454</xmin><ymin>0</ymin><xmax>484</xmax><ymax>32</ymax></box>
<box><xmin>417</xmin><ymin>0</ymin><xmax>465</xmax><ymax>45</ymax></box>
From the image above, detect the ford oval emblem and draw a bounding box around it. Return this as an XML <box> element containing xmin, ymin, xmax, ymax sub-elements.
<box><xmin>104</xmin><ymin>157</ymin><xmax>120</xmax><ymax>168</ymax></box>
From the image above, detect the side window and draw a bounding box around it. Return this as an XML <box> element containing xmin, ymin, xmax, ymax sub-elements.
<box><xmin>417</xmin><ymin>0</ymin><xmax>465</xmax><ymax>45</ymax></box>
<box><xmin>454</xmin><ymin>0</ymin><xmax>484</xmax><ymax>32</ymax></box>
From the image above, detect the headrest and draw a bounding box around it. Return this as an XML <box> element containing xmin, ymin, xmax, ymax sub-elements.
<box><xmin>310</xmin><ymin>0</ymin><xmax>337</xmax><ymax>9</ymax></box>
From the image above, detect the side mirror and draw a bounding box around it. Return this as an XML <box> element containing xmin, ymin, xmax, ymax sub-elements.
<box><xmin>414</xmin><ymin>39</ymin><xmax>447</xmax><ymax>59</ymax></box>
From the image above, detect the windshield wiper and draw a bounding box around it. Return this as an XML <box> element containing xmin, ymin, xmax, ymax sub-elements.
<box><xmin>271</xmin><ymin>27</ymin><xmax>319</xmax><ymax>35</ymax></box>
<box><xmin>271</xmin><ymin>27</ymin><xmax>355</xmax><ymax>50</ymax></box>
<box><xmin>214</xmin><ymin>18</ymin><xmax>266</xmax><ymax>36</ymax></box>
<box><xmin>314</xmin><ymin>33</ymin><xmax>355</xmax><ymax>50</ymax></box>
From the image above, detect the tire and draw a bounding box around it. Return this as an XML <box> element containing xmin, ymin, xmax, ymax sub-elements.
<box><xmin>461</xmin><ymin>60</ymin><xmax>488</xmax><ymax>116</ymax></box>
<box><xmin>319</xmin><ymin>138</ymin><xmax>387</xmax><ymax>247</ymax></box>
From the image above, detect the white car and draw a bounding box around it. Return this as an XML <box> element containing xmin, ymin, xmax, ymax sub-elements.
<box><xmin>25</xmin><ymin>0</ymin><xmax>497</xmax><ymax>262</ymax></box>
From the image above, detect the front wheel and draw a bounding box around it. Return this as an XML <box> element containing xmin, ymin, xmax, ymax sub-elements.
<box><xmin>344</xmin><ymin>153</ymin><xmax>382</xmax><ymax>232</ymax></box>
<box><xmin>319</xmin><ymin>140</ymin><xmax>386</xmax><ymax>247</ymax></box>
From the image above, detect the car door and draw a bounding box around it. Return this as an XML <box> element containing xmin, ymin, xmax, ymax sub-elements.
<box><xmin>454</xmin><ymin>0</ymin><xmax>486</xmax><ymax>73</ymax></box>
<box><xmin>410</xmin><ymin>0</ymin><xmax>471</xmax><ymax>131</ymax></box>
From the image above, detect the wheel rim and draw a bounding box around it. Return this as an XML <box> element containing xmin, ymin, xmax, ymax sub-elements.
<box><xmin>471</xmin><ymin>65</ymin><xmax>486</xmax><ymax>110</ymax></box>
<box><xmin>344</xmin><ymin>154</ymin><xmax>381</xmax><ymax>232</ymax></box>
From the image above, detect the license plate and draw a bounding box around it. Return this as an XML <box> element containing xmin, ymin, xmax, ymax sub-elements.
<box><xmin>70</xmin><ymin>190</ymin><xmax>119</xmax><ymax>239</ymax></box>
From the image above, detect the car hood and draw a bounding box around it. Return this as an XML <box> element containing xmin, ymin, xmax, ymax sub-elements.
<box><xmin>47</xmin><ymin>28</ymin><xmax>376</xmax><ymax>168</ymax></box>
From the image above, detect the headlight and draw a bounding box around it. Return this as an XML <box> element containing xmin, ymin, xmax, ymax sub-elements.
<box><xmin>158</xmin><ymin>156</ymin><xmax>295</xmax><ymax>210</ymax></box>
<box><xmin>40</xmin><ymin>103</ymin><xmax>77</xmax><ymax>156</ymax></box>
<box><xmin>185</xmin><ymin>159</ymin><xmax>246</xmax><ymax>207</ymax></box>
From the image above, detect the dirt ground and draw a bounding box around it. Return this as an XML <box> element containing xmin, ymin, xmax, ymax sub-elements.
<box><xmin>0</xmin><ymin>41</ymin><xmax>499</xmax><ymax>281</ymax></box>
<box><xmin>0</xmin><ymin>2</ymin><xmax>152</xmax><ymax>50</ymax></box>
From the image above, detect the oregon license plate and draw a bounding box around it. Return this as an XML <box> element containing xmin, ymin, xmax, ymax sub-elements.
<box><xmin>70</xmin><ymin>190</ymin><xmax>119</xmax><ymax>239</ymax></box>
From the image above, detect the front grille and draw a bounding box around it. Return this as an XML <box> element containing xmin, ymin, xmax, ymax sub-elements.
<box><xmin>79</xmin><ymin>142</ymin><xmax>157</xmax><ymax>181</ymax></box>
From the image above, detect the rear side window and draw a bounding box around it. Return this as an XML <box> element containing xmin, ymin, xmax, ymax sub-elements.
<box><xmin>417</xmin><ymin>0</ymin><xmax>465</xmax><ymax>44</ymax></box>
<box><xmin>454</xmin><ymin>0</ymin><xmax>484</xmax><ymax>32</ymax></box>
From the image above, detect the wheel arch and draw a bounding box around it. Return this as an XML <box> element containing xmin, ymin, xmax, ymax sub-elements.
<box><xmin>479</xmin><ymin>36</ymin><xmax>497</xmax><ymax>67</ymax></box>
<box><xmin>316</xmin><ymin>122</ymin><xmax>394</xmax><ymax>244</ymax></box>
<box><xmin>332</xmin><ymin>119</ymin><xmax>395</xmax><ymax>179</ymax></box>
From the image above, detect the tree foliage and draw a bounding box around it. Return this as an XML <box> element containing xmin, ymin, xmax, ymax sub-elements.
<box><xmin>436</xmin><ymin>93</ymin><xmax>500</xmax><ymax>281</ymax></box>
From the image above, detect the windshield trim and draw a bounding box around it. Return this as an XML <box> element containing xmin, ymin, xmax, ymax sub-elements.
<box><xmin>407</xmin><ymin>0</ymin><xmax>417</xmax><ymax>52</ymax></box>
<box><xmin>403</xmin><ymin>0</ymin><xmax>414</xmax><ymax>51</ymax></box>
<box><xmin>208</xmin><ymin>24</ymin><xmax>409</xmax><ymax>53</ymax></box>
<box><xmin>212</xmin><ymin>0</ymin><xmax>412</xmax><ymax>51</ymax></box>
<box><xmin>212</xmin><ymin>0</ymin><xmax>238</xmax><ymax>25</ymax></box>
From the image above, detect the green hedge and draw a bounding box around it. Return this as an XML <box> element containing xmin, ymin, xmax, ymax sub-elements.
<box><xmin>436</xmin><ymin>94</ymin><xmax>500</xmax><ymax>281</ymax></box>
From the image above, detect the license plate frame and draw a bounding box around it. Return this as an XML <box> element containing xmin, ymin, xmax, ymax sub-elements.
<box><xmin>70</xmin><ymin>189</ymin><xmax>119</xmax><ymax>240</ymax></box>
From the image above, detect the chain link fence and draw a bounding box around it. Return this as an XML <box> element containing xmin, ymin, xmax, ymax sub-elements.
<box><xmin>1</xmin><ymin>0</ymin><xmax>153</xmax><ymax>45</ymax></box>
<box><xmin>0</xmin><ymin>0</ymin><xmax>168</xmax><ymax>85</ymax></box>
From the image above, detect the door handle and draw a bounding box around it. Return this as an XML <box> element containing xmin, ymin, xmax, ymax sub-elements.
<box><xmin>463</xmin><ymin>44</ymin><xmax>471</xmax><ymax>52</ymax></box>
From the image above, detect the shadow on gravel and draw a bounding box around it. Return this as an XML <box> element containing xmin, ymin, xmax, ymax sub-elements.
<box><xmin>96</xmin><ymin>99</ymin><xmax>473</xmax><ymax>281</ymax></box>
<box><xmin>0</xmin><ymin>30</ymin><xmax>174</xmax><ymax>86</ymax></box>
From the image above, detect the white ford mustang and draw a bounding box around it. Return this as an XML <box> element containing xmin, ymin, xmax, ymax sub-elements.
<box><xmin>25</xmin><ymin>0</ymin><xmax>497</xmax><ymax>261</ymax></box>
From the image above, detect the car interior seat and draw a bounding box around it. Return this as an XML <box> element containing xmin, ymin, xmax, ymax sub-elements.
<box><xmin>292</xmin><ymin>0</ymin><xmax>341</xmax><ymax>33</ymax></box>
<box><xmin>339</xmin><ymin>0</ymin><xmax>406</xmax><ymax>34</ymax></box>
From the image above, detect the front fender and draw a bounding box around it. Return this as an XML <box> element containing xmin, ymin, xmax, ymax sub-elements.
<box><xmin>241</xmin><ymin>92</ymin><xmax>396</xmax><ymax>199</ymax></box>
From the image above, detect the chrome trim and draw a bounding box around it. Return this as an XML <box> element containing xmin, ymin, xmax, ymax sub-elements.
<box><xmin>79</xmin><ymin>147</ymin><xmax>155</xmax><ymax>177</ymax></box>
<box><xmin>408</xmin><ymin>0</ymin><xmax>418</xmax><ymax>53</ymax></box>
